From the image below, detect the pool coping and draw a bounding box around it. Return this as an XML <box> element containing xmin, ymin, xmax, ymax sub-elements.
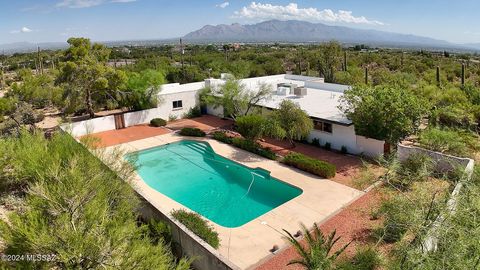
<box><xmin>101</xmin><ymin>133</ymin><xmax>364</xmax><ymax>269</ymax></box>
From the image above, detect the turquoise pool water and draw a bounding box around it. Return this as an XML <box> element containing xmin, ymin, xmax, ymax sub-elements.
<box><xmin>127</xmin><ymin>140</ymin><xmax>302</xmax><ymax>228</ymax></box>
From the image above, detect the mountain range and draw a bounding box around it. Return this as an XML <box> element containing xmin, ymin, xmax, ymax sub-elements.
<box><xmin>2</xmin><ymin>20</ymin><xmax>479</xmax><ymax>53</ymax></box>
<box><xmin>183</xmin><ymin>20</ymin><xmax>475</xmax><ymax>51</ymax></box>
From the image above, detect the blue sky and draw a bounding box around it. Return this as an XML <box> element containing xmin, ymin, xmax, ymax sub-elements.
<box><xmin>2</xmin><ymin>0</ymin><xmax>480</xmax><ymax>44</ymax></box>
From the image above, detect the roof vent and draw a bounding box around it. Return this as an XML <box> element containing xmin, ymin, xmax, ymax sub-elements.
<box><xmin>294</xmin><ymin>86</ymin><xmax>307</xmax><ymax>97</ymax></box>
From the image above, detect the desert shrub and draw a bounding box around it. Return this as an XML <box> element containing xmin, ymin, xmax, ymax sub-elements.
<box><xmin>211</xmin><ymin>131</ymin><xmax>233</xmax><ymax>144</ymax></box>
<box><xmin>168</xmin><ymin>114</ymin><xmax>178</xmax><ymax>121</ymax></box>
<box><xmin>171</xmin><ymin>209</ymin><xmax>219</xmax><ymax>249</ymax></box>
<box><xmin>143</xmin><ymin>219</ymin><xmax>172</xmax><ymax>245</ymax></box>
<box><xmin>311</xmin><ymin>138</ymin><xmax>321</xmax><ymax>147</ymax></box>
<box><xmin>235</xmin><ymin>114</ymin><xmax>266</xmax><ymax>141</ymax></box>
<box><xmin>179</xmin><ymin>127</ymin><xmax>206</xmax><ymax>137</ymax></box>
<box><xmin>150</xmin><ymin>118</ymin><xmax>167</xmax><ymax>127</ymax></box>
<box><xmin>386</xmin><ymin>154</ymin><xmax>433</xmax><ymax>190</ymax></box>
<box><xmin>0</xmin><ymin>132</ymin><xmax>191</xmax><ymax>269</ymax></box>
<box><xmin>231</xmin><ymin>137</ymin><xmax>277</xmax><ymax>160</ymax></box>
<box><xmin>325</xmin><ymin>142</ymin><xmax>331</xmax><ymax>150</ymax></box>
<box><xmin>183</xmin><ymin>106</ymin><xmax>202</xmax><ymax>119</ymax></box>
<box><xmin>338</xmin><ymin>246</ymin><xmax>381</xmax><ymax>270</ymax></box>
<box><xmin>283</xmin><ymin>152</ymin><xmax>336</xmax><ymax>178</ymax></box>
<box><xmin>418</xmin><ymin>127</ymin><xmax>479</xmax><ymax>157</ymax></box>
<box><xmin>433</xmin><ymin>105</ymin><xmax>476</xmax><ymax>130</ymax></box>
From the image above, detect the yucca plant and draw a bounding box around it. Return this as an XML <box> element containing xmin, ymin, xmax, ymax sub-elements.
<box><xmin>283</xmin><ymin>223</ymin><xmax>351</xmax><ymax>270</ymax></box>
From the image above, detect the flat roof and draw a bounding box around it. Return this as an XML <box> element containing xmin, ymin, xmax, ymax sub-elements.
<box><xmin>160</xmin><ymin>74</ymin><xmax>352</xmax><ymax>125</ymax></box>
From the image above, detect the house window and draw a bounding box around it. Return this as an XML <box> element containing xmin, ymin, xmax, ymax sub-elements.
<box><xmin>172</xmin><ymin>100</ymin><xmax>183</xmax><ymax>109</ymax></box>
<box><xmin>314</xmin><ymin>120</ymin><xmax>333</xmax><ymax>133</ymax></box>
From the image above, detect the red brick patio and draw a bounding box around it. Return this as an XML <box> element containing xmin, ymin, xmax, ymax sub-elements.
<box><xmin>166</xmin><ymin>115</ymin><xmax>234</xmax><ymax>132</ymax></box>
<box><xmin>81</xmin><ymin>125</ymin><xmax>170</xmax><ymax>148</ymax></box>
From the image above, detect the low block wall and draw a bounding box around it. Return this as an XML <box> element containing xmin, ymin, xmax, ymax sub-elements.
<box><xmin>397</xmin><ymin>144</ymin><xmax>473</xmax><ymax>174</ymax></box>
<box><xmin>397</xmin><ymin>143</ymin><xmax>475</xmax><ymax>252</ymax></box>
<box><xmin>137</xmin><ymin>196</ymin><xmax>239</xmax><ymax>270</ymax></box>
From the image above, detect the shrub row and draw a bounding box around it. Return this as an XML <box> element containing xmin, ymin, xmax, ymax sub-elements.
<box><xmin>211</xmin><ymin>131</ymin><xmax>277</xmax><ymax>160</ymax></box>
<box><xmin>211</xmin><ymin>131</ymin><xmax>233</xmax><ymax>144</ymax></box>
<box><xmin>283</xmin><ymin>152</ymin><xmax>336</xmax><ymax>178</ymax></box>
<box><xmin>171</xmin><ymin>209</ymin><xmax>220</xmax><ymax>249</ymax></box>
<box><xmin>179</xmin><ymin>127</ymin><xmax>206</xmax><ymax>137</ymax></box>
<box><xmin>231</xmin><ymin>137</ymin><xmax>277</xmax><ymax>160</ymax></box>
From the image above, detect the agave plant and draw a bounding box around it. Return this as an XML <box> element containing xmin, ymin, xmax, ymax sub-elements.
<box><xmin>283</xmin><ymin>223</ymin><xmax>351</xmax><ymax>270</ymax></box>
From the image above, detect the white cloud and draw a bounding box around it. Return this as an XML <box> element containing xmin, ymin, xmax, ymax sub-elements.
<box><xmin>216</xmin><ymin>1</ymin><xmax>229</xmax><ymax>8</ymax></box>
<box><xmin>233</xmin><ymin>2</ymin><xmax>384</xmax><ymax>26</ymax></box>
<box><xmin>56</xmin><ymin>0</ymin><xmax>136</xmax><ymax>8</ymax></box>
<box><xmin>10</xmin><ymin>26</ymin><xmax>33</xmax><ymax>34</ymax></box>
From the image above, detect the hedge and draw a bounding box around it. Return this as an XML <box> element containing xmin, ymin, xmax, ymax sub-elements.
<box><xmin>179</xmin><ymin>127</ymin><xmax>206</xmax><ymax>137</ymax></box>
<box><xmin>171</xmin><ymin>209</ymin><xmax>219</xmax><ymax>249</ymax></box>
<box><xmin>283</xmin><ymin>152</ymin><xmax>336</xmax><ymax>178</ymax></box>
<box><xmin>150</xmin><ymin>118</ymin><xmax>167</xmax><ymax>127</ymax></box>
<box><xmin>210</xmin><ymin>131</ymin><xmax>277</xmax><ymax>160</ymax></box>
<box><xmin>211</xmin><ymin>131</ymin><xmax>233</xmax><ymax>144</ymax></box>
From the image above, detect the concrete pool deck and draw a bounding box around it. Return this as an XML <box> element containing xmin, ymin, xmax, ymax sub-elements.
<box><xmin>102</xmin><ymin>133</ymin><xmax>364</xmax><ymax>269</ymax></box>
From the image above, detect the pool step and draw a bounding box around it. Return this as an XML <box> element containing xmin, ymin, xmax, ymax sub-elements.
<box><xmin>184</xmin><ymin>142</ymin><xmax>215</xmax><ymax>158</ymax></box>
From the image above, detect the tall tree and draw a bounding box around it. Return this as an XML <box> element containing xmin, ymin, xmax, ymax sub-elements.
<box><xmin>317</xmin><ymin>41</ymin><xmax>341</xmax><ymax>83</ymax></box>
<box><xmin>338</xmin><ymin>86</ymin><xmax>427</xmax><ymax>144</ymax></box>
<box><xmin>56</xmin><ymin>37</ymin><xmax>126</xmax><ymax>118</ymax></box>
<box><xmin>266</xmin><ymin>100</ymin><xmax>313</xmax><ymax>147</ymax></box>
<box><xmin>201</xmin><ymin>78</ymin><xmax>271</xmax><ymax>120</ymax></box>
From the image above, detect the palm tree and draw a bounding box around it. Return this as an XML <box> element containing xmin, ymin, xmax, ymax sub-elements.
<box><xmin>283</xmin><ymin>223</ymin><xmax>351</xmax><ymax>270</ymax></box>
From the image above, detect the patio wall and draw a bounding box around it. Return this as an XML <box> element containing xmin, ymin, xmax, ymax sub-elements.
<box><xmin>61</xmin><ymin>115</ymin><xmax>116</xmax><ymax>137</ymax></box>
<box><xmin>61</xmin><ymin>90</ymin><xmax>200</xmax><ymax>137</ymax></box>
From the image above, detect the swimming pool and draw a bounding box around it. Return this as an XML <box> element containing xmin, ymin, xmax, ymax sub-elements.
<box><xmin>127</xmin><ymin>140</ymin><xmax>302</xmax><ymax>228</ymax></box>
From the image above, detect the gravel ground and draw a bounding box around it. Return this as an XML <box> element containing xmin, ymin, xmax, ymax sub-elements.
<box><xmin>255</xmin><ymin>190</ymin><xmax>384</xmax><ymax>270</ymax></box>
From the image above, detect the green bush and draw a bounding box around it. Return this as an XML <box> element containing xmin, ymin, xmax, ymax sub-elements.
<box><xmin>183</xmin><ymin>106</ymin><xmax>202</xmax><ymax>119</ymax></box>
<box><xmin>150</xmin><ymin>118</ymin><xmax>167</xmax><ymax>127</ymax></box>
<box><xmin>179</xmin><ymin>127</ymin><xmax>206</xmax><ymax>137</ymax></box>
<box><xmin>283</xmin><ymin>152</ymin><xmax>336</xmax><ymax>178</ymax></box>
<box><xmin>0</xmin><ymin>132</ymin><xmax>191</xmax><ymax>269</ymax></box>
<box><xmin>418</xmin><ymin>127</ymin><xmax>479</xmax><ymax>157</ymax></box>
<box><xmin>235</xmin><ymin>114</ymin><xmax>266</xmax><ymax>141</ymax></box>
<box><xmin>324</xmin><ymin>142</ymin><xmax>331</xmax><ymax>150</ymax></box>
<box><xmin>338</xmin><ymin>246</ymin><xmax>381</xmax><ymax>270</ymax></box>
<box><xmin>311</xmin><ymin>138</ymin><xmax>321</xmax><ymax>147</ymax></box>
<box><xmin>231</xmin><ymin>137</ymin><xmax>277</xmax><ymax>160</ymax></box>
<box><xmin>341</xmin><ymin>145</ymin><xmax>348</xmax><ymax>154</ymax></box>
<box><xmin>143</xmin><ymin>219</ymin><xmax>172</xmax><ymax>245</ymax></box>
<box><xmin>211</xmin><ymin>131</ymin><xmax>233</xmax><ymax>144</ymax></box>
<box><xmin>171</xmin><ymin>209</ymin><xmax>219</xmax><ymax>249</ymax></box>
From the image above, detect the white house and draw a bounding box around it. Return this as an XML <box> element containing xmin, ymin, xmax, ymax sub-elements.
<box><xmin>63</xmin><ymin>73</ymin><xmax>385</xmax><ymax>157</ymax></box>
<box><xmin>157</xmin><ymin>74</ymin><xmax>385</xmax><ymax>157</ymax></box>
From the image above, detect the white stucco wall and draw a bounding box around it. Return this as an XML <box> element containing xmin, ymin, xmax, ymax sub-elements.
<box><xmin>206</xmin><ymin>104</ymin><xmax>224</xmax><ymax>118</ymax></box>
<box><xmin>307</xmin><ymin>125</ymin><xmax>384</xmax><ymax>157</ymax></box>
<box><xmin>307</xmin><ymin>124</ymin><xmax>357</xmax><ymax>152</ymax></box>
<box><xmin>124</xmin><ymin>90</ymin><xmax>200</xmax><ymax>126</ymax></box>
<box><xmin>355</xmin><ymin>135</ymin><xmax>385</xmax><ymax>158</ymax></box>
<box><xmin>61</xmin><ymin>115</ymin><xmax>116</xmax><ymax>137</ymax></box>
